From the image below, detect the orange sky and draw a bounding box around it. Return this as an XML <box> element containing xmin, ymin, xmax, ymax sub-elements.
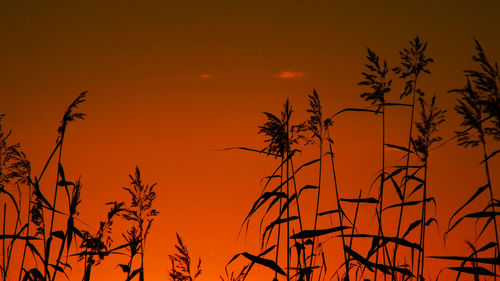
<box><xmin>1</xmin><ymin>1</ymin><xmax>500</xmax><ymax>281</ymax></box>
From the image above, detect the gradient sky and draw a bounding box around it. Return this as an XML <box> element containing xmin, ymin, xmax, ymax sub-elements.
<box><xmin>1</xmin><ymin>1</ymin><xmax>500</xmax><ymax>281</ymax></box>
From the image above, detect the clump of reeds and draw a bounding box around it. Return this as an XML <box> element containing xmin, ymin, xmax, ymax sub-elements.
<box><xmin>432</xmin><ymin>40</ymin><xmax>500</xmax><ymax>281</ymax></box>
<box><xmin>0</xmin><ymin>92</ymin><xmax>89</xmax><ymax>281</ymax></box>
<box><xmin>1</xmin><ymin>92</ymin><xmax>163</xmax><ymax>281</ymax></box>
<box><xmin>0</xmin><ymin>114</ymin><xmax>32</xmax><ymax>280</ymax></box>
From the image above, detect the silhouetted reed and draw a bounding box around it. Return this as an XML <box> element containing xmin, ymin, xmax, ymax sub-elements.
<box><xmin>121</xmin><ymin>166</ymin><xmax>159</xmax><ymax>281</ymax></box>
<box><xmin>413</xmin><ymin>95</ymin><xmax>446</xmax><ymax>281</ymax></box>
<box><xmin>168</xmin><ymin>233</ymin><xmax>202</xmax><ymax>281</ymax></box>
<box><xmin>358</xmin><ymin>47</ymin><xmax>393</xmax><ymax>281</ymax></box>
<box><xmin>79</xmin><ymin>201</ymin><xmax>125</xmax><ymax>281</ymax></box>
<box><xmin>391</xmin><ymin>37</ymin><xmax>434</xmax><ymax>277</ymax></box>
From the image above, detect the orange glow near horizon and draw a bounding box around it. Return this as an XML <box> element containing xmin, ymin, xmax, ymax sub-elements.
<box><xmin>1</xmin><ymin>1</ymin><xmax>500</xmax><ymax>281</ymax></box>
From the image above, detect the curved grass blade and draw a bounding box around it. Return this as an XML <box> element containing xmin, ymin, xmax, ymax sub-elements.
<box><xmin>448</xmin><ymin>184</ymin><xmax>489</xmax><ymax>230</ymax></box>
<box><xmin>341</xmin><ymin>234</ymin><xmax>422</xmax><ymax>251</ymax></box>
<box><xmin>430</xmin><ymin>256</ymin><xmax>500</xmax><ymax>265</ymax></box>
<box><xmin>0</xmin><ymin>234</ymin><xmax>39</xmax><ymax>240</ymax></box>
<box><xmin>340</xmin><ymin>198</ymin><xmax>378</xmax><ymax>204</ymax></box>
<box><xmin>408</xmin><ymin>183</ymin><xmax>423</xmax><ymax>199</ymax></box>
<box><xmin>291</xmin><ymin>226</ymin><xmax>351</xmax><ymax>239</ymax></box>
<box><xmin>448</xmin><ymin>211</ymin><xmax>500</xmax><ymax>235</ymax></box>
<box><xmin>21</xmin><ymin>268</ymin><xmax>44</xmax><ymax>281</ymax></box>
<box><xmin>262</xmin><ymin>216</ymin><xmax>299</xmax><ymax>248</ymax></box>
<box><xmin>228</xmin><ymin>245</ymin><xmax>286</xmax><ymax>277</ymax></box>
<box><xmin>331</xmin><ymin>108</ymin><xmax>378</xmax><ymax>119</ymax></box>
<box><xmin>448</xmin><ymin>266</ymin><xmax>498</xmax><ymax>277</ymax></box>
<box><xmin>383</xmin><ymin>198</ymin><xmax>435</xmax><ymax>212</ymax></box>
<box><xmin>318</xmin><ymin>209</ymin><xmax>341</xmax><ymax>216</ymax></box>
<box><xmin>126</xmin><ymin>268</ymin><xmax>143</xmax><ymax>281</ymax></box>
<box><xmin>299</xmin><ymin>185</ymin><xmax>318</xmax><ymax>197</ymax></box>
<box><xmin>385</xmin><ymin>143</ymin><xmax>415</xmax><ymax>154</ymax></box>
<box><xmin>480</xmin><ymin>148</ymin><xmax>500</xmax><ymax>163</ymax></box>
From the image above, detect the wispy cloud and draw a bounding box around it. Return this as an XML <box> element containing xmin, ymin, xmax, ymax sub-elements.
<box><xmin>175</xmin><ymin>74</ymin><xmax>214</xmax><ymax>80</ymax></box>
<box><xmin>276</xmin><ymin>70</ymin><xmax>305</xmax><ymax>79</ymax></box>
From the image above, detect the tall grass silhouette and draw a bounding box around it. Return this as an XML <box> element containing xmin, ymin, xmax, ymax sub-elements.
<box><xmin>121</xmin><ymin>167</ymin><xmax>159</xmax><ymax>281</ymax></box>
<box><xmin>0</xmin><ymin>37</ymin><xmax>499</xmax><ymax>281</ymax></box>
<box><xmin>413</xmin><ymin>95</ymin><xmax>446</xmax><ymax>281</ymax></box>
<box><xmin>431</xmin><ymin>40</ymin><xmax>500</xmax><ymax>281</ymax></box>
<box><xmin>227</xmin><ymin>38</ymin><xmax>498</xmax><ymax>281</ymax></box>
<box><xmin>358</xmin><ymin>47</ymin><xmax>392</xmax><ymax>281</ymax></box>
<box><xmin>0</xmin><ymin>92</ymin><xmax>161</xmax><ymax>281</ymax></box>
<box><xmin>391</xmin><ymin>37</ymin><xmax>434</xmax><ymax>280</ymax></box>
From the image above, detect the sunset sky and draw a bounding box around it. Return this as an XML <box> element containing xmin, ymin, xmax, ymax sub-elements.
<box><xmin>1</xmin><ymin>1</ymin><xmax>500</xmax><ymax>281</ymax></box>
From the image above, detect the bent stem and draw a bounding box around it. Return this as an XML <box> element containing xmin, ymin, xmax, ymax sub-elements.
<box><xmin>374</xmin><ymin>105</ymin><xmax>386</xmax><ymax>281</ymax></box>
<box><xmin>326</xmin><ymin>129</ymin><xmax>350</xmax><ymax>280</ymax></box>
<box><xmin>481</xmin><ymin>138</ymin><xmax>499</xmax><ymax>280</ymax></box>
<box><xmin>392</xmin><ymin>76</ymin><xmax>418</xmax><ymax>275</ymax></box>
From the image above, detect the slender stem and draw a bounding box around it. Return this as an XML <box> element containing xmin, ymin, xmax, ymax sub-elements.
<box><xmin>290</xmin><ymin>160</ymin><xmax>305</xmax><ymax>231</ymax></box>
<box><xmin>140</xmin><ymin>222</ymin><xmax>144</xmax><ymax>281</ymax></box>
<box><xmin>49</xmin><ymin>134</ymin><xmax>65</xmax><ymax>281</ymax></box>
<box><xmin>374</xmin><ymin>105</ymin><xmax>386</xmax><ymax>281</ymax></box>
<box><xmin>343</xmin><ymin>190</ymin><xmax>362</xmax><ymax>281</ymax></box>
<box><xmin>6</xmin><ymin>184</ymin><xmax>21</xmax><ymax>277</ymax></box>
<box><xmin>348</xmin><ymin>190</ymin><xmax>362</xmax><ymax>259</ymax></box>
<box><xmin>286</xmin><ymin>121</ymin><xmax>290</xmax><ymax>281</ymax></box>
<box><xmin>49</xmin><ymin>135</ymin><xmax>64</xmax><ymax>234</ymax></box>
<box><xmin>83</xmin><ymin>252</ymin><xmax>92</xmax><ymax>281</ymax></box>
<box><xmin>38</xmin><ymin>140</ymin><xmax>62</xmax><ymax>182</ymax></box>
<box><xmin>127</xmin><ymin>254</ymin><xmax>133</xmax><ymax>280</ymax></box>
<box><xmin>2</xmin><ymin>203</ymin><xmax>6</xmax><ymax>281</ymax></box>
<box><xmin>481</xmin><ymin>138</ymin><xmax>500</xmax><ymax>280</ymax></box>
<box><xmin>417</xmin><ymin>160</ymin><xmax>428</xmax><ymax>281</ymax></box>
<box><xmin>139</xmin><ymin>192</ymin><xmax>145</xmax><ymax>281</ymax></box>
<box><xmin>290</xmin><ymin>160</ymin><xmax>309</xmax><ymax>274</ymax></box>
<box><xmin>309</xmin><ymin>136</ymin><xmax>323</xmax><ymax>281</ymax></box>
<box><xmin>327</xmin><ymin>129</ymin><xmax>350</xmax><ymax>280</ymax></box>
<box><xmin>51</xmin><ymin>233</ymin><xmax>67</xmax><ymax>281</ymax></box>
<box><xmin>40</xmin><ymin>204</ymin><xmax>47</xmax><ymax>280</ymax></box>
<box><xmin>393</xmin><ymin>76</ymin><xmax>418</xmax><ymax>278</ymax></box>
<box><xmin>275</xmin><ymin>155</ymin><xmax>284</xmax><ymax>280</ymax></box>
<box><xmin>18</xmin><ymin>183</ymin><xmax>32</xmax><ymax>281</ymax></box>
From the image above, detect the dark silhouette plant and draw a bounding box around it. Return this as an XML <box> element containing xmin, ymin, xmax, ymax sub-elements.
<box><xmin>359</xmin><ymin>47</ymin><xmax>393</xmax><ymax>281</ymax></box>
<box><xmin>433</xmin><ymin>40</ymin><xmax>500</xmax><ymax>281</ymax></box>
<box><xmin>412</xmin><ymin>95</ymin><xmax>446</xmax><ymax>281</ymax></box>
<box><xmin>79</xmin><ymin>201</ymin><xmax>126</xmax><ymax>281</ymax></box>
<box><xmin>121</xmin><ymin>166</ymin><xmax>159</xmax><ymax>281</ymax></box>
<box><xmin>168</xmin><ymin>233</ymin><xmax>202</xmax><ymax>281</ymax></box>
<box><xmin>391</xmin><ymin>37</ymin><xmax>434</xmax><ymax>276</ymax></box>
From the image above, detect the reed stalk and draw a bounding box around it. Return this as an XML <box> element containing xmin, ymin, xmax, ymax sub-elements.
<box><xmin>358</xmin><ymin>47</ymin><xmax>392</xmax><ymax>281</ymax></box>
<box><xmin>392</xmin><ymin>37</ymin><xmax>433</xmax><ymax>279</ymax></box>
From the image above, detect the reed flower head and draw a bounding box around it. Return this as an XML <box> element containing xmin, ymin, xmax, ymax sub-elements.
<box><xmin>259</xmin><ymin>100</ymin><xmax>305</xmax><ymax>157</ymax></box>
<box><xmin>359</xmin><ymin>48</ymin><xmax>392</xmax><ymax>111</ymax></box>
<box><xmin>414</xmin><ymin>95</ymin><xmax>446</xmax><ymax>161</ymax></box>
<box><xmin>393</xmin><ymin>36</ymin><xmax>434</xmax><ymax>98</ymax></box>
